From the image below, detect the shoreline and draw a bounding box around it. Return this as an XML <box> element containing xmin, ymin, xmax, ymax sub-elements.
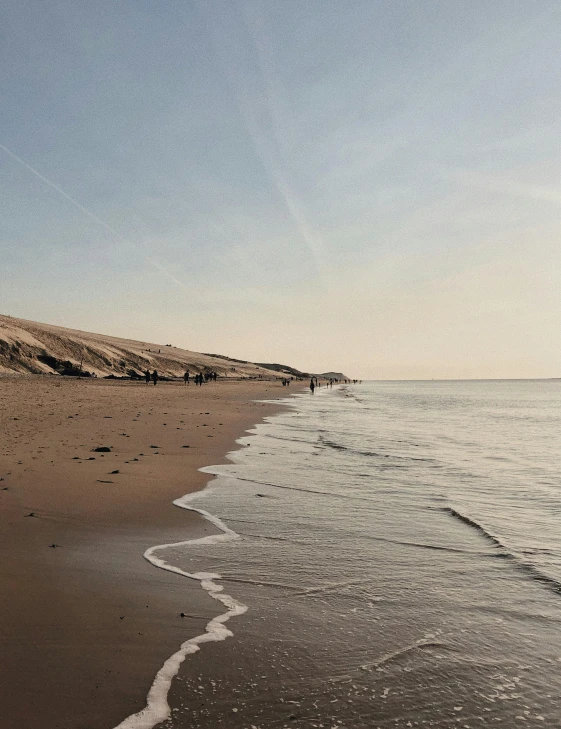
<box><xmin>114</xmin><ymin>489</ymin><xmax>248</xmax><ymax>729</ymax></box>
<box><xmin>0</xmin><ymin>375</ymin><xmax>299</xmax><ymax>729</ymax></box>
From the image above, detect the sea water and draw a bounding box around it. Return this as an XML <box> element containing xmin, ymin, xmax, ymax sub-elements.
<box><xmin>118</xmin><ymin>380</ymin><xmax>561</xmax><ymax>729</ymax></box>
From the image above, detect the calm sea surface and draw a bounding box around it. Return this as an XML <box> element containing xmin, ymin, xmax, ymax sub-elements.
<box><xmin>137</xmin><ymin>381</ymin><xmax>561</xmax><ymax>728</ymax></box>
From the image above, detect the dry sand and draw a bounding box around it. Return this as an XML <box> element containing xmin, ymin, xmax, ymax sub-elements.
<box><xmin>0</xmin><ymin>375</ymin><xmax>296</xmax><ymax>729</ymax></box>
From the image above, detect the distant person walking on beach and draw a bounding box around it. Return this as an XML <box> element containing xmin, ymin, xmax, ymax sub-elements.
<box><xmin>145</xmin><ymin>369</ymin><xmax>151</xmax><ymax>384</ymax></box>
<box><xmin>183</xmin><ymin>370</ymin><xmax>190</xmax><ymax>385</ymax></box>
<box><xmin>310</xmin><ymin>377</ymin><xmax>315</xmax><ymax>394</ymax></box>
<box><xmin>152</xmin><ymin>370</ymin><xmax>159</xmax><ymax>386</ymax></box>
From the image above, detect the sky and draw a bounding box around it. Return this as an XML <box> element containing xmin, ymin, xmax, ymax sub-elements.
<box><xmin>1</xmin><ymin>0</ymin><xmax>561</xmax><ymax>379</ymax></box>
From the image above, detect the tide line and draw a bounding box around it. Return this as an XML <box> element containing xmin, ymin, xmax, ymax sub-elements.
<box><xmin>112</xmin><ymin>489</ymin><xmax>246</xmax><ymax>729</ymax></box>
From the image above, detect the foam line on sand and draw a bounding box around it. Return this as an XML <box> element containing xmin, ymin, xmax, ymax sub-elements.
<box><xmin>112</xmin><ymin>488</ymin><xmax>246</xmax><ymax>729</ymax></box>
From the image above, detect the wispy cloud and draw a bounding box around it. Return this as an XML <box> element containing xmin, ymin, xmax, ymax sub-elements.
<box><xmin>451</xmin><ymin>168</ymin><xmax>561</xmax><ymax>206</ymax></box>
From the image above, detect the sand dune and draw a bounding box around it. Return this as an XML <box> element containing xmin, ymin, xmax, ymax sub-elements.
<box><xmin>0</xmin><ymin>314</ymin><xmax>283</xmax><ymax>379</ymax></box>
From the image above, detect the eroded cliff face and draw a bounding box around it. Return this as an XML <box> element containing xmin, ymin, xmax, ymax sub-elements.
<box><xmin>0</xmin><ymin>314</ymin><xmax>276</xmax><ymax>379</ymax></box>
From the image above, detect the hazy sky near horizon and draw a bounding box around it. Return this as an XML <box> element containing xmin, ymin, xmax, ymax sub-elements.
<box><xmin>2</xmin><ymin>1</ymin><xmax>561</xmax><ymax>379</ymax></box>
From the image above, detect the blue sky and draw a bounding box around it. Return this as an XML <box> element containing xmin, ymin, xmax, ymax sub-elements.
<box><xmin>2</xmin><ymin>1</ymin><xmax>561</xmax><ymax>378</ymax></box>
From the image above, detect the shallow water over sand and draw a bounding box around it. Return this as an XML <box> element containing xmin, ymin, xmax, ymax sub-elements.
<box><xmin>134</xmin><ymin>380</ymin><xmax>561</xmax><ymax>728</ymax></box>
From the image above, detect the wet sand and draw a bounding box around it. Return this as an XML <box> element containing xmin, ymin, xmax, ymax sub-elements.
<box><xmin>0</xmin><ymin>375</ymin><xmax>292</xmax><ymax>729</ymax></box>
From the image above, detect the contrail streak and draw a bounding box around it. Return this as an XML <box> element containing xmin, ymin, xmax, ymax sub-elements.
<box><xmin>198</xmin><ymin>2</ymin><xmax>324</xmax><ymax>277</ymax></box>
<box><xmin>0</xmin><ymin>142</ymin><xmax>190</xmax><ymax>292</ymax></box>
<box><xmin>0</xmin><ymin>143</ymin><xmax>126</xmax><ymax>241</ymax></box>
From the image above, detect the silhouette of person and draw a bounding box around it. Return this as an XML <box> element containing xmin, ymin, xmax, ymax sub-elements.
<box><xmin>183</xmin><ymin>370</ymin><xmax>190</xmax><ymax>385</ymax></box>
<box><xmin>152</xmin><ymin>370</ymin><xmax>159</xmax><ymax>385</ymax></box>
<box><xmin>310</xmin><ymin>378</ymin><xmax>315</xmax><ymax>394</ymax></box>
<box><xmin>145</xmin><ymin>369</ymin><xmax>151</xmax><ymax>384</ymax></box>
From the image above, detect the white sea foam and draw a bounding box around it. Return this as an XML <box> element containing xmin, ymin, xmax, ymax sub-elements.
<box><xmin>112</xmin><ymin>485</ymin><xmax>247</xmax><ymax>729</ymax></box>
<box><xmin>112</xmin><ymin>403</ymin><xmax>302</xmax><ymax>729</ymax></box>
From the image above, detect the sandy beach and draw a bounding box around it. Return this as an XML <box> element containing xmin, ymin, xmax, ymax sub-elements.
<box><xmin>0</xmin><ymin>375</ymin><xmax>293</xmax><ymax>729</ymax></box>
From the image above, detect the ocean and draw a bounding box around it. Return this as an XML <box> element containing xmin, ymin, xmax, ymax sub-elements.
<box><xmin>117</xmin><ymin>380</ymin><xmax>561</xmax><ymax>729</ymax></box>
